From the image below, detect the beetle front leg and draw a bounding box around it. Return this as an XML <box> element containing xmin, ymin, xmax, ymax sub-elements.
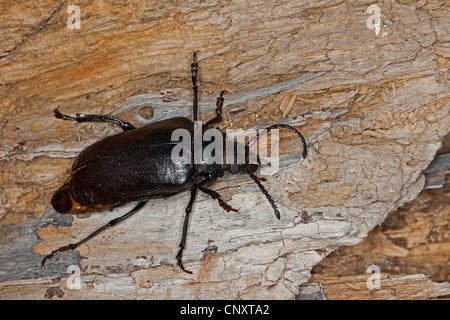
<box><xmin>54</xmin><ymin>109</ymin><xmax>135</xmax><ymax>132</ymax></box>
<box><xmin>204</xmin><ymin>90</ymin><xmax>226</xmax><ymax>127</ymax></box>
<box><xmin>191</xmin><ymin>51</ymin><xmax>199</xmax><ymax>122</ymax></box>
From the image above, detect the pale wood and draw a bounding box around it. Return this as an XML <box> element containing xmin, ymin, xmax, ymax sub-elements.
<box><xmin>309</xmin><ymin>183</ymin><xmax>450</xmax><ymax>299</ymax></box>
<box><xmin>0</xmin><ymin>0</ymin><xmax>449</xmax><ymax>299</ymax></box>
<box><xmin>308</xmin><ymin>274</ymin><xmax>450</xmax><ymax>300</ymax></box>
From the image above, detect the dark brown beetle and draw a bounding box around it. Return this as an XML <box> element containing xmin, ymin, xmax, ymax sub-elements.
<box><xmin>42</xmin><ymin>52</ymin><xmax>307</xmax><ymax>273</ymax></box>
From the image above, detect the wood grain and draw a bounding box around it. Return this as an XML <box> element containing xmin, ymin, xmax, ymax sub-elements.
<box><xmin>309</xmin><ymin>183</ymin><xmax>450</xmax><ymax>299</ymax></box>
<box><xmin>0</xmin><ymin>0</ymin><xmax>449</xmax><ymax>299</ymax></box>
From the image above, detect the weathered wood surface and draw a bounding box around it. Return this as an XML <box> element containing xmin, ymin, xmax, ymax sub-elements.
<box><xmin>0</xmin><ymin>1</ymin><xmax>449</xmax><ymax>299</ymax></box>
<box><xmin>423</xmin><ymin>152</ymin><xmax>450</xmax><ymax>188</ymax></box>
<box><xmin>307</xmin><ymin>182</ymin><xmax>450</xmax><ymax>299</ymax></box>
<box><xmin>304</xmin><ymin>274</ymin><xmax>450</xmax><ymax>300</ymax></box>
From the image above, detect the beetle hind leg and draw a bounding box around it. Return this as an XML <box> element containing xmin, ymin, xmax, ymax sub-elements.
<box><xmin>54</xmin><ymin>109</ymin><xmax>135</xmax><ymax>132</ymax></box>
<box><xmin>41</xmin><ymin>201</ymin><xmax>147</xmax><ymax>267</ymax></box>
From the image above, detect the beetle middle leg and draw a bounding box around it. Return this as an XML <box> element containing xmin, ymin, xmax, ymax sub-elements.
<box><xmin>245</xmin><ymin>167</ymin><xmax>281</xmax><ymax>220</ymax></box>
<box><xmin>176</xmin><ymin>183</ymin><xmax>201</xmax><ymax>274</ymax></box>
<box><xmin>198</xmin><ymin>185</ymin><xmax>239</xmax><ymax>213</ymax></box>
<box><xmin>54</xmin><ymin>109</ymin><xmax>135</xmax><ymax>132</ymax></box>
<box><xmin>191</xmin><ymin>51</ymin><xmax>199</xmax><ymax>121</ymax></box>
<box><xmin>42</xmin><ymin>201</ymin><xmax>147</xmax><ymax>266</ymax></box>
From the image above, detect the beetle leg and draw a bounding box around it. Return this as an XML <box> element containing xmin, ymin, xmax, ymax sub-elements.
<box><xmin>204</xmin><ymin>90</ymin><xmax>226</xmax><ymax>127</ymax></box>
<box><xmin>41</xmin><ymin>201</ymin><xmax>147</xmax><ymax>267</ymax></box>
<box><xmin>54</xmin><ymin>109</ymin><xmax>135</xmax><ymax>132</ymax></box>
<box><xmin>191</xmin><ymin>51</ymin><xmax>199</xmax><ymax>122</ymax></box>
<box><xmin>176</xmin><ymin>183</ymin><xmax>200</xmax><ymax>274</ymax></box>
<box><xmin>198</xmin><ymin>185</ymin><xmax>239</xmax><ymax>213</ymax></box>
<box><xmin>176</xmin><ymin>177</ymin><xmax>237</xmax><ymax>274</ymax></box>
<box><xmin>245</xmin><ymin>167</ymin><xmax>281</xmax><ymax>220</ymax></box>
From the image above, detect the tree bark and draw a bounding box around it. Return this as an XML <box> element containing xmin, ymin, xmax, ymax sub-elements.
<box><xmin>308</xmin><ymin>181</ymin><xmax>450</xmax><ymax>300</ymax></box>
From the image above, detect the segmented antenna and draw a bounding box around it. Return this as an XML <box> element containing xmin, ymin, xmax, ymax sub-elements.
<box><xmin>246</xmin><ymin>124</ymin><xmax>307</xmax><ymax>160</ymax></box>
<box><xmin>245</xmin><ymin>167</ymin><xmax>281</xmax><ymax>220</ymax></box>
<box><xmin>244</xmin><ymin>123</ymin><xmax>308</xmax><ymax>219</ymax></box>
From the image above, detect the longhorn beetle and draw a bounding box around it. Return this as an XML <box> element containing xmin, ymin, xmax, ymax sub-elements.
<box><xmin>42</xmin><ymin>52</ymin><xmax>308</xmax><ymax>273</ymax></box>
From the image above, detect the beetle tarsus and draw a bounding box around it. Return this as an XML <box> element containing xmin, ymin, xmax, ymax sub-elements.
<box><xmin>53</xmin><ymin>108</ymin><xmax>135</xmax><ymax>132</ymax></box>
<box><xmin>176</xmin><ymin>247</ymin><xmax>193</xmax><ymax>274</ymax></box>
<box><xmin>41</xmin><ymin>201</ymin><xmax>147</xmax><ymax>267</ymax></box>
<box><xmin>198</xmin><ymin>185</ymin><xmax>239</xmax><ymax>213</ymax></box>
<box><xmin>41</xmin><ymin>243</ymin><xmax>76</xmax><ymax>267</ymax></box>
<box><xmin>41</xmin><ymin>254</ymin><xmax>53</xmax><ymax>268</ymax></box>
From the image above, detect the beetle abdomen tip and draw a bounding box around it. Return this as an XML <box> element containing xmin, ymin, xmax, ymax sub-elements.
<box><xmin>51</xmin><ymin>185</ymin><xmax>73</xmax><ymax>213</ymax></box>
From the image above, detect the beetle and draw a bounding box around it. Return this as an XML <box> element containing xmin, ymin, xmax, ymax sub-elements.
<box><xmin>41</xmin><ymin>52</ymin><xmax>308</xmax><ymax>273</ymax></box>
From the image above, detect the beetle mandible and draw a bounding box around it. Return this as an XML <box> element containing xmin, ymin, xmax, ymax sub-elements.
<box><xmin>42</xmin><ymin>52</ymin><xmax>308</xmax><ymax>274</ymax></box>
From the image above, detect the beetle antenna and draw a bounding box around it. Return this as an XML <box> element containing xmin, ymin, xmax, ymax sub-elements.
<box><xmin>243</xmin><ymin>124</ymin><xmax>307</xmax><ymax>219</ymax></box>
<box><xmin>246</xmin><ymin>124</ymin><xmax>308</xmax><ymax>161</ymax></box>
<box><xmin>41</xmin><ymin>201</ymin><xmax>147</xmax><ymax>267</ymax></box>
<box><xmin>245</xmin><ymin>166</ymin><xmax>280</xmax><ymax>219</ymax></box>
